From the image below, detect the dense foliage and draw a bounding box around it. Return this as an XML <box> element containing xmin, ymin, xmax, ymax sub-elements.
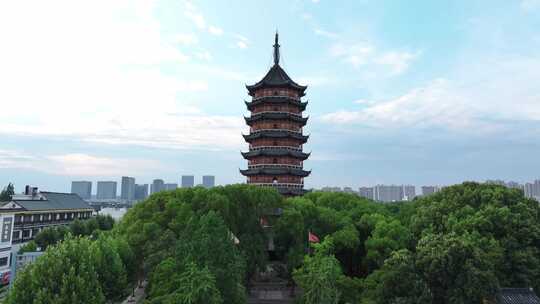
<box><xmin>7</xmin><ymin>182</ymin><xmax>540</xmax><ymax>303</ymax></box>
<box><xmin>0</xmin><ymin>182</ymin><xmax>14</xmax><ymax>201</ymax></box>
<box><xmin>276</xmin><ymin>182</ymin><xmax>540</xmax><ymax>304</ymax></box>
<box><xmin>18</xmin><ymin>214</ymin><xmax>115</xmax><ymax>253</ymax></box>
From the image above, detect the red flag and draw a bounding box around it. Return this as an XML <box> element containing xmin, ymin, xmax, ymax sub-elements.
<box><xmin>308</xmin><ymin>231</ymin><xmax>320</xmax><ymax>243</ymax></box>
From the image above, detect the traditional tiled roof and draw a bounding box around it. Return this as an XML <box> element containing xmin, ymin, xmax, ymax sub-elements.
<box><xmin>246</xmin><ymin>64</ymin><xmax>307</xmax><ymax>94</ymax></box>
<box><xmin>12</xmin><ymin>192</ymin><xmax>93</xmax><ymax>211</ymax></box>
<box><xmin>244</xmin><ymin>112</ymin><xmax>308</xmax><ymax>126</ymax></box>
<box><xmin>241</xmin><ymin>149</ymin><xmax>310</xmax><ymax>160</ymax></box>
<box><xmin>245</xmin><ymin>97</ymin><xmax>308</xmax><ymax>111</ymax></box>
<box><xmin>495</xmin><ymin>288</ymin><xmax>540</xmax><ymax>304</ymax></box>
<box><xmin>243</xmin><ymin>130</ymin><xmax>309</xmax><ymax>143</ymax></box>
<box><xmin>240</xmin><ymin>167</ymin><xmax>311</xmax><ymax>177</ymax></box>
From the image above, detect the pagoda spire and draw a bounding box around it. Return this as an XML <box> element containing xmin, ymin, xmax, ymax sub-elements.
<box><xmin>273</xmin><ymin>31</ymin><xmax>280</xmax><ymax>66</ymax></box>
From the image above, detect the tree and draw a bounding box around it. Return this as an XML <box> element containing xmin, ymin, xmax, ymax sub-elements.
<box><xmin>7</xmin><ymin>236</ymin><xmax>106</xmax><ymax>304</ymax></box>
<box><xmin>0</xmin><ymin>183</ymin><xmax>14</xmax><ymax>201</ymax></box>
<box><xmin>90</xmin><ymin>234</ymin><xmax>128</xmax><ymax>300</ymax></box>
<box><xmin>293</xmin><ymin>238</ymin><xmax>343</xmax><ymax>304</ymax></box>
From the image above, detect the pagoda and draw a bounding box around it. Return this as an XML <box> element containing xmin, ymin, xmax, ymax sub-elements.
<box><xmin>240</xmin><ymin>33</ymin><xmax>310</xmax><ymax>196</ymax></box>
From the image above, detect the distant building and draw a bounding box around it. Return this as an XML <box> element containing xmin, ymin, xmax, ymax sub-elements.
<box><xmin>181</xmin><ymin>175</ymin><xmax>194</xmax><ymax>188</ymax></box>
<box><xmin>358</xmin><ymin>187</ymin><xmax>374</xmax><ymax>200</ymax></box>
<box><xmin>164</xmin><ymin>183</ymin><xmax>178</xmax><ymax>191</ymax></box>
<box><xmin>321</xmin><ymin>187</ymin><xmax>341</xmax><ymax>192</ymax></box>
<box><xmin>96</xmin><ymin>181</ymin><xmax>117</xmax><ymax>200</ymax></box>
<box><xmin>71</xmin><ymin>181</ymin><xmax>92</xmax><ymax>200</ymax></box>
<box><xmin>1</xmin><ymin>187</ymin><xmax>94</xmax><ymax>244</ymax></box>
<box><xmin>505</xmin><ymin>181</ymin><xmax>523</xmax><ymax>190</ymax></box>
<box><xmin>134</xmin><ymin>184</ymin><xmax>149</xmax><ymax>200</ymax></box>
<box><xmin>402</xmin><ymin>185</ymin><xmax>416</xmax><ymax>201</ymax></box>
<box><xmin>151</xmin><ymin>179</ymin><xmax>165</xmax><ymax>194</ymax></box>
<box><xmin>486</xmin><ymin>179</ymin><xmax>506</xmax><ymax>186</ymax></box>
<box><xmin>343</xmin><ymin>187</ymin><xmax>355</xmax><ymax>194</ymax></box>
<box><xmin>374</xmin><ymin>185</ymin><xmax>403</xmax><ymax>202</ymax></box>
<box><xmin>421</xmin><ymin>186</ymin><xmax>440</xmax><ymax>196</ymax></box>
<box><xmin>202</xmin><ymin>175</ymin><xmax>215</xmax><ymax>188</ymax></box>
<box><xmin>121</xmin><ymin>176</ymin><xmax>135</xmax><ymax>201</ymax></box>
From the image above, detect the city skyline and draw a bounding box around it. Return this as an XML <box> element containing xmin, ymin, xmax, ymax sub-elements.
<box><xmin>1</xmin><ymin>1</ymin><xmax>540</xmax><ymax>191</ymax></box>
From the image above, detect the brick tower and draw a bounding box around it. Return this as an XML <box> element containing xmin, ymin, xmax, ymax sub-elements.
<box><xmin>241</xmin><ymin>33</ymin><xmax>310</xmax><ymax>196</ymax></box>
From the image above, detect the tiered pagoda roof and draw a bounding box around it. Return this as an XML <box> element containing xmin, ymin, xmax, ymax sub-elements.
<box><xmin>241</xmin><ymin>149</ymin><xmax>310</xmax><ymax>160</ymax></box>
<box><xmin>242</xmin><ymin>130</ymin><xmax>309</xmax><ymax>143</ymax></box>
<box><xmin>244</xmin><ymin>112</ymin><xmax>308</xmax><ymax>126</ymax></box>
<box><xmin>245</xmin><ymin>97</ymin><xmax>308</xmax><ymax>111</ymax></box>
<box><xmin>240</xmin><ymin>167</ymin><xmax>311</xmax><ymax>177</ymax></box>
<box><xmin>246</xmin><ymin>64</ymin><xmax>307</xmax><ymax>95</ymax></box>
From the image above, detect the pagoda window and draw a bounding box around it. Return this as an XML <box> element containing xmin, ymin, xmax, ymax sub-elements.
<box><xmin>272</xmin><ymin>177</ymin><xmax>278</xmax><ymax>184</ymax></box>
<box><xmin>273</xmin><ymin>107</ymin><xmax>279</xmax><ymax>111</ymax></box>
<box><xmin>273</xmin><ymin>158</ymin><xmax>278</xmax><ymax>164</ymax></box>
<box><xmin>273</xmin><ymin>90</ymin><xmax>278</xmax><ymax>95</ymax></box>
<box><xmin>273</xmin><ymin>124</ymin><xmax>278</xmax><ymax>129</ymax></box>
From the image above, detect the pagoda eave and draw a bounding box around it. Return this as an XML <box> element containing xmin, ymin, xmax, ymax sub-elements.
<box><xmin>241</xmin><ymin>149</ymin><xmax>310</xmax><ymax>160</ymax></box>
<box><xmin>242</xmin><ymin>131</ymin><xmax>309</xmax><ymax>143</ymax></box>
<box><xmin>240</xmin><ymin>167</ymin><xmax>311</xmax><ymax>177</ymax></box>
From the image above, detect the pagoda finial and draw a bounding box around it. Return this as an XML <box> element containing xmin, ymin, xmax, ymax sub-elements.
<box><xmin>273</xmin><ymin>31</ymin><xmax>280</xmax><ymax>66</ymax></box>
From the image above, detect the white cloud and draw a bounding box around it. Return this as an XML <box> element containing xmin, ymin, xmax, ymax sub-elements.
<box><xmin>208</xmin><ymin>26</ymin><xmax>224</xmax><ymax>36</ymax></box>
<box><xmin>322</xmin><ymin>54</ymin><xmax>540</xmax><ymax>133</ymax></box>
<box><xmin>521</xmin><ymin>0</ymin><xmax>540</xmax><ymax>11</ymax></box>
<box><xmin>330</xmin><ymin>42</ymin><xmax>418</xmax><ymax>75</ymax></box>
<box><xmin>0</xmin><ymin>0</ymin><xmax>247</xmax><ymax>151</ymax></box>
<box><xmin>185</xmin><ymin>10</ymin><xmax>206</xmax><ymax>29</ymax></box>
<box><xmin>176</xmin><ymin>33</ymin><xmax>199</xmax><ymax>45</ymax></box>
<box><xmin>314</xmin><ymin>28</ymin><xmax>338</xmax><ymax>39</ymax></box>
<box><xmin>0</xmin><ymin>150</ymin><xmax>164</xmax><ymax>176</ymax></box>
<box><xmin>196</xmin><ymin>50</ymin><xmax>213</xmax><ymax>61</ymax></box>
<box><xmin>236</xmin><ymin>41</ymin><xmax>248</xmax><ymax>49</ymax></box>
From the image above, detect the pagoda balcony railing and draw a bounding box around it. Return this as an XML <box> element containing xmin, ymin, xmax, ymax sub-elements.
<box><xmin>248</xmin><ymin>164</ymin><xmax>303</xmax><ymax>169</ymax></box>
<box><xmin>250</xmin><ymin>111</ymin><xmax>303</xmax><ymax>117</ymax></box>
<box><xmin>250</xmin><ymin>183</ymin><xmax>304</xmax><ymax>189</ymax></box>
<box><xmin>250</xmin><ymin>128</ymin><xmax>302</xmax><ymax>134</ymax></box>
<box><xmin>250</xmin><ymin>145</ymin><xmax>302</xmax><ymax>151</ymax></box>
<box><xmin>252</xmin><ymin>95</ymin><xmax>301</xmax><ymax>102</ymax></box>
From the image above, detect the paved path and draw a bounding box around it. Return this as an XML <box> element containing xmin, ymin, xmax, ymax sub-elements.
<box><xmin>121</xmin><ymin>280</ymin><xmax>146</xmax><ymax>304</ymax></box>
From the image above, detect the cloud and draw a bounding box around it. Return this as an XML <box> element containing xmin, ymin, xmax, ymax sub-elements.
<box><xmin>233</xmin><ymin>34</ymin><xmax>249</xmax><ymax>49</ymax></box>
<box><xmin>184</xmin><ymin>1</ymin><xmax>225</xmax><ymax>36</ymax></box>
<box><xmin>330</xmin><ymin>42</ymin><xmax>418</xmax><ymax>75</ymax></box>
<box><xmin>208</xmin><ymin>26</ymin><xmax>224</xmax><ymax>36</ymax></box>
<box><xmin>236</xmin><ymin>41</ymin><xmax>248</xmax><ymax>49</ymax></box>
<box><xmin>521</xmin><ymin>0</ymin><xmax>540</xmax><ymax>11</ymax></box>
<box><xmin>196</xmin><ymin>50</ymin><xmax>213</xmax><ymax>61</ymax></box>
<box><xmin>0</xmin><ymin>150</ymin><xmax>164</xmax><ymax>176</ymax></box>
<box><xmin>322</xmin><ymin>54</ymin><xmax>540</xmax><ymax>133</ymax></box>
<box><xmin>0</xmin><ymin>0</ymin><xmax>247</xmax><ymax>152</ymax></box>
<box><xmin>176</xmin><ymin>33</ymin><xmax>199</xmax><ymax>45</ymax></box>
<box><xmin>314</xmin><ymin>28</ymin><xmax>338</xmax><ymax>39</ymax></box>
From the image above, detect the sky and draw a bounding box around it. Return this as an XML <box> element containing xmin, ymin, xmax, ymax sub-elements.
<box><xmin>1</xmin><ymin>0</ymin><xmax>540</xmax><ymax>193</ymax></box>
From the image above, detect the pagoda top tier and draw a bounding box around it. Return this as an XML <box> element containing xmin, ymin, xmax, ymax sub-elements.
<box><xmin>246</xmin><ymin>33</ymin><xmax>307</xmax><ymax>95</ymax></box>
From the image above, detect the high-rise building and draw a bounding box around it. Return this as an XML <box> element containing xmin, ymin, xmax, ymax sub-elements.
<box><xmin>240</xmin><ymin>33</ymin><xmax>310</xmax><ymax>196</ymax></box>
<box><xmin>374</xmin><ymin>185</ymin><xmax>403</xmax><ymax>202</ymax></box>
<box><xmin>402</xmin><ymin>185</ymin><xmax>416</xmax><ymax>201</ymax></box>
<box><xmin>121</xmin><ymin>176</ymin><xmax>135</xmax><ymax>201</ymax></box>
<box><xmin>96</xmin><ymin>181</ymin><xmax>117</xmax><ymax>200</ymax></box>
<box><xmin>164</xmin><ymin>183</ymin><xmax>178</xmax><ymax>191</ymax></box>
<box><xmin>358</xmin><ymin>187</ymin><xmax>374</xmax><ymax>200</ymax></box>
<box><xmin>71</xmin><ymin>181</ymin><xmax>92</xmax><ymax>200</ymax></box>
<box><xmin>181</xmin><ymin>175</ymin><xmax>194</xmax><ymax>188</ymax></box>
<box><xmin>202</xmin><ymin>175</ymin><xmax>215</xmax><ymax>188</ymax></box>
<box><xmin>421</xmin><ymin>186</ymin><xmax>440</xmax><ymax>196</ymax></box>
<box><xmin>321</xmin><ymin>187</ymin><xmax>341</xmax><ymax>192</ymax></box>
<box><xmin>151</xmin><ymin>179</ymin><xmax>165</xmax><ymax>194</ymax></box>
<box><xmin>134</xmin><ymin>184</ymin><xmax>149</xmax><ymax>200</ymax></box>
<box><xmin>505</xmin><ymin>181</ymin><xmax>523</xmax><ymax>190</ymax></box>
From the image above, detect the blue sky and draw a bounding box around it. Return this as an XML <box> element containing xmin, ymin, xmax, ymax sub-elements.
<box><xmin>1</xmin><ymin>0</ymin><xmax>540</xmax><ymax>193</ymax></box>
